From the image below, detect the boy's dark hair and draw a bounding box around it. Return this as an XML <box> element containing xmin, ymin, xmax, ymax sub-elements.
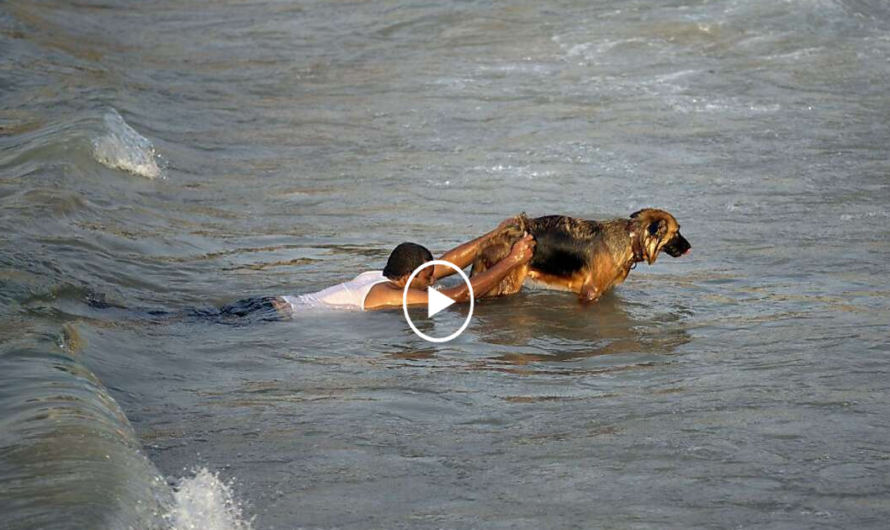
<box><xmin>383</xmin><ymin>242</ymin><xmax>434</xmax><ymax>279</ymax></box>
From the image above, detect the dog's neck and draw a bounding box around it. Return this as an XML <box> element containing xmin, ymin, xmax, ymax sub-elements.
<box><xmin>626</xmin><ymin>221</ymin><xmax>645</xmax><ymax>266</ymax></box>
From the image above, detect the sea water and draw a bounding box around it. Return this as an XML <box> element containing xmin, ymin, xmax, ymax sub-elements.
<box><xmin>2</xmin><ymin>0</ymin><xmax>889</xmax><ymax>528</ymax></box>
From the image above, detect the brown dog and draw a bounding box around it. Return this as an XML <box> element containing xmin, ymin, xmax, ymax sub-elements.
<box><xmin>471</xmin><ymin>209</ymin><xmax>690</xmax><ymax>302</ymax></box>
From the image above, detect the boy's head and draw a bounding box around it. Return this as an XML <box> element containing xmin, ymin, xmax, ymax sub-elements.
<box><xmin>383</xmin><ymin>242</ymin><xmax>435</xmax><ymax>289</ymax></box>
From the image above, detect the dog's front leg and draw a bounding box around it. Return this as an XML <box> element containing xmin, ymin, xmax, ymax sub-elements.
<box><xmin>579</xmin><ymin>279</ymin><xmax>603</xmax><ymax>304</ymax></box>
<box><xmin>579</xmin><ymin>262</ymin><xmax>617</xmax><ymax>304</ymax></box>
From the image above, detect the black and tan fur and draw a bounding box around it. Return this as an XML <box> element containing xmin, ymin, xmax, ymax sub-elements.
<box><xmin>471</xmin><ymin>209</ymin><xmax>690</xmax><ymax>302</ymax></box>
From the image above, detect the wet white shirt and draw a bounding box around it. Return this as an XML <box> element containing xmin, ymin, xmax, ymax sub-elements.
<box><xmin>280</xmin><ymin>271</ymin><xmax>390</xmax><ymax>312</ymax></box>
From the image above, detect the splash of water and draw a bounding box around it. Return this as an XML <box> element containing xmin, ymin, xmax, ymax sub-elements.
<box><xmin>168</xmin><ymin>468</ymin><xmax>254</xmax><ymax>530</ymax></box>
<box><xmin>91</xmin><ymin>109</ymin><xmax>162</xmax><ymax>179</ymax></box>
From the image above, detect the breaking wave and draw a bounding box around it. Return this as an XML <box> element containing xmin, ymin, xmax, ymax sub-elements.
<box><xmin>169</xmin><ymin>469</ymin><xmax>254</xmax><ymax>530</ymax></box>
<box><xmin>91</xmin><ymin>109</ymin><xmax>162</xmax><ymax>179</ymax></box>
<box><xmin>0</xmin><ymin>108</ymin><xmax>162</xmax><ymax>180</ymax></box>
<box><xmin>0</xmin><ymin>329</ymin><xmax>251</xmax><ymax>530</ymax></box>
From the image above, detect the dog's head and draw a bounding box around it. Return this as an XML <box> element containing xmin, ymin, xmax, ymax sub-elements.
<box><xmin>630</xmin><ymin>209</ymin><xmax>691</xmax><ymax>265</ymax></box>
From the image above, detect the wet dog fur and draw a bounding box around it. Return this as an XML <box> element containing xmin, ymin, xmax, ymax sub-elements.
<box><xmin>471</xmin><ymin>209</ymin><xmax>691</xmax><ymax>302</ymax></box>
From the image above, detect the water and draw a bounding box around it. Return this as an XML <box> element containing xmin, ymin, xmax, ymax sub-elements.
<box><xmin>1</xmin><ymin>0</ymin><xmax>889</xmax><ymax>528</ymax></box>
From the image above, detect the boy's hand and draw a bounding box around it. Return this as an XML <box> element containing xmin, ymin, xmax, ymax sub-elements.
<box><xmin>508</xmin><ymin>233</ymin><xmax>536</xmax><ymax>265</ymax></box>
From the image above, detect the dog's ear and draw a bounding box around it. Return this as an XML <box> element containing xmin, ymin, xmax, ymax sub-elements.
<box><xmin>642</xmin><ymin>217</ymin><xmax>668</xmax><ymax>265</ymax></box>
<box><xmin>647</xmin><ymin>219</ymin><xmax>666</xmax><ymax>237</ymax></box>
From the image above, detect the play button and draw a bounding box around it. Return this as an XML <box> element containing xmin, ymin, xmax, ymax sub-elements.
<box><xmin>427</xmin><ymin>287</ymin><xmax>456</xmax><ymax>318</ymax></box>
<box><xmin>402</xmin><ymin>259</ymin><xmax>474</xmax><ymax>343</ymax></box>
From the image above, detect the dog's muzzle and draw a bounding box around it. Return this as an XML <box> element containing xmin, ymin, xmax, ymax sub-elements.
<box><xmin>663</xmin><ymin>233</ymin><xmax>691</xmax><ymax>257</ymax></box>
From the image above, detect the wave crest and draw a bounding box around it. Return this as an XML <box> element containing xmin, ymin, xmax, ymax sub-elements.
<box><xmin>91</xmin><ymin>109</ymin><xmax>162</xmax><ymax>179</ymax></box>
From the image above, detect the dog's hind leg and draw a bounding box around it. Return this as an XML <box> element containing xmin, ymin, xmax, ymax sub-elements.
<box><xmin>470</xmin><ymin>242</ymin><xmax>510</xmax><ymax>296</ymax></box>
<box><xmin>493</xmin><ymin>262</ymin><xmax>529</xmax><ymax>296</ymax></box>
<box><xmin>470</xmin><ymin>240</ymin><xmax>529</xmax><ymax>297</ymax></box>
<box><xmin>471</xmin><ymin>258</ymin><xmax>529</xmax><ymax>297</ymax></box>
<box><xmin>470</xmin><ymin>214</ymin><xmax>531</xmax><ymax>297</ymax></box>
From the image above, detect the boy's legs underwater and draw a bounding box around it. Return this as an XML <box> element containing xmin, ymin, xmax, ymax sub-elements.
<box><xmin>214</xmin><ymin>296</ymin><xmax>284</xmax><ymax>321</ymax></box>
<box><xmin>86</xmin><ymin>293</ymin><xmax>287</xmax><ymax>323</ymax></box>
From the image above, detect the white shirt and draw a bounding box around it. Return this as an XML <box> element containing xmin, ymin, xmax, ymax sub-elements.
<box><xmin>281</xmin><ymin>271</ymin><xmax>390</xmax><ymax>312</ymax></box>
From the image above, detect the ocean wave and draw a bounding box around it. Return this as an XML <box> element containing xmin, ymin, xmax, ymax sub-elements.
<box><xmin>0</xmin><ymin>328</ymin><xmax>254</xmax><ymax>530</ymax></box>
<box><xmin>0</xmin><ymin>108</ymin><xmax>162</xmax><ymax>180</ymax></box>
<box><xmin>0</xmin><ymin>331</ymin><xmax>174</xmax><ymax>530</ymax></box>
<box><xmin>91</xmin><ymin>109</ymin><xmax>163</xmax><ymax>179</ymax></box>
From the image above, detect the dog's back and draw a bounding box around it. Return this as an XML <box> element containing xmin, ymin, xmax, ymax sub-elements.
<box><xmin>526</xmin><ymin>216</ymin><xmax>603</xmax><ymax>277</ymax></box>
<box><xmin>471</xmin><ymin>214</ymin><xmax>622</xmax><ymax>297</ymax></box>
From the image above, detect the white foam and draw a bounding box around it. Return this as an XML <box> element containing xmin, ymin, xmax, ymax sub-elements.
<box><xmin>840</xmin><ymin>211</ymin><xmax>890</xmax><ymax>221</ymax></box>
<box><xmin>91</xmin><ymin>109</ymin><xmax>162</xmax><ymax>179</ymax></box>
<box><xmin>667</xmin><ymin>95</ymin><xmax>781</xmax><ymax>114</ymax></box>
<box><xmin>472</xmin><ymin>164</ymin><xmax>556</xmax><ymax>180</ymax></box>
<box><xmin>552</xmin><ymin>34</ymin><xmax>650</xmax><ymax>64</ymax></box>
<box><xmin>168</xmin><ymin>468</ymin><xmax>253</xmax><ymax>530</ymax></box>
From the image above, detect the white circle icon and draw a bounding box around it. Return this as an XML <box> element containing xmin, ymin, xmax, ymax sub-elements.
<box><xmin>402</xmin><ymin>260</ymin><xmax>474</xmax><ymax>343</ymax></box>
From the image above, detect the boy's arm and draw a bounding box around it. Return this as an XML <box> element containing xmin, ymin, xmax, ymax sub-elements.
<box><xmin>364</xmin><ymin>234</ymin><xmax>534</xmax><ymax>309</ymax></box>
<box><xmin>438</xmin><ymin>233</ymin><xmax>534</xmax><ymax>301</ymax></box>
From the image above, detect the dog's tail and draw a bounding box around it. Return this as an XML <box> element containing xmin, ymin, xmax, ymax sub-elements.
<box><xmin>470</xmin><ymin>213</ymin><xmax>530</xmax><ymax>277</ymax></box>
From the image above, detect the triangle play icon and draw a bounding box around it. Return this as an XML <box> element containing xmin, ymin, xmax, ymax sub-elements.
<box><xmin>428</xmin><ymin>288</ymin><xmax>456</xmax><ymax>318</ymax></box>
